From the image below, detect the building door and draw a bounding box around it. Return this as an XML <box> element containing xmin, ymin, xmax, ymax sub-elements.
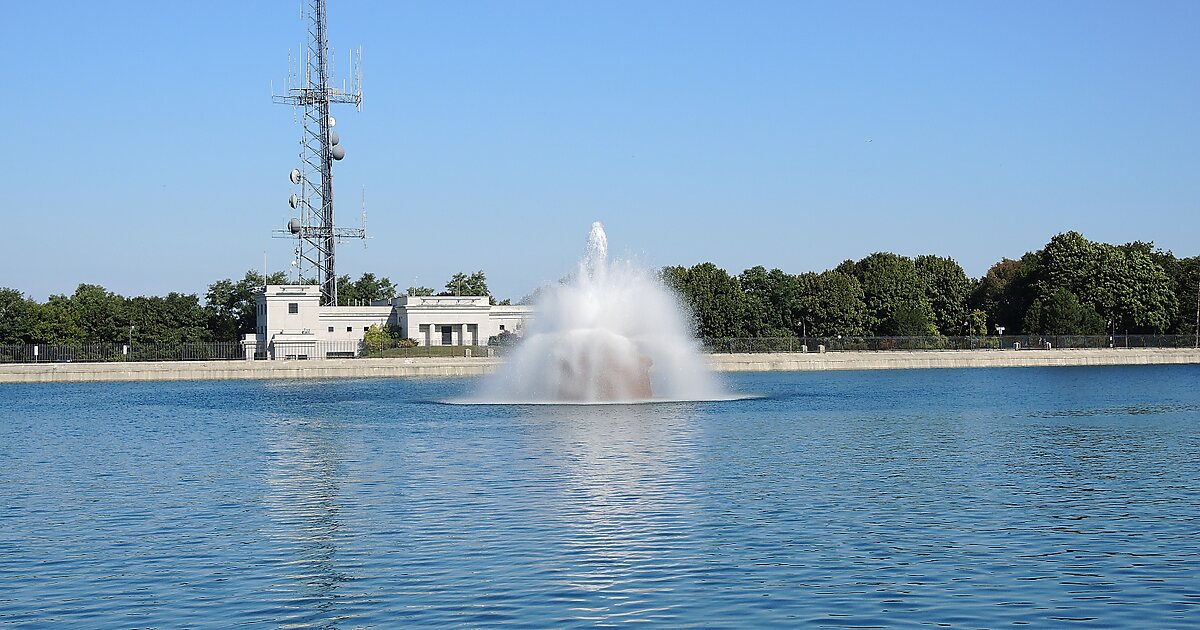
<box><xmin>441</xmin><ymin>325</ymin><xmax>453</xmax><ymax>346</ymax></box>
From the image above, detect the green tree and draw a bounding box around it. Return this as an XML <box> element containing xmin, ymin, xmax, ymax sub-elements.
<box><xmin>0</xmin><ymin>288</ymin><xmax>38</xmax><ymax>344</ymax></box>
<box><xmin>851</xmin><ymin>253</ymin><xmax>935</xmax><ymax>335</ymax></box>
<box><xmin>127</xmin><ymin>293</ymin><xmax>212</xmax><ymax>343</ymax></box>
<box><xmin>971</xmin><ymin>255</ymin><xmax>1040</xmax><ymax>334</ymax></box>
<box><xmin>1163</xmin><ymin>255</ymin><xmax>1200</xmax><ymax>336</ymax></box>
<box><xmin>662</xmin><ymin>263</ymin><xmax>748</xmax><ymax>338</ymax></box>
<box><xmin>915</xmin><ymin>255</ymin><xmax>972</xmax><ymax>335</ymax></box>
<box><xmin>337</xmin><ymin>273</ymin><xmax>398</xmax><ymax>306</ymax></box>
<box><xmin>362</xmin><ymin>323</ymin><xmax>392</xmax><ymax>350</ymax></box>
<box><xmin>1023</xmin><ymin>287</ymin><xmax>1105</xmax><ymax>335</ymax></box>
<box><xmin>738</xmin><ymin>266</ymin><xmax>802</xmax><ymax>336</ymax></box>
<box><xmin>406</xmin><ymin>286</ymin><xmax>434</xmax><ymax>297</ymax></box>
<box><xmin>1036</xmin><ymin>232</ymin><xmax>1177</xmax><ymax>333</ymax></box>
<box><xmin>68</xmin><ymin>284</ymin><xmax>127</xmax><ymax>342</ymax></box>
<box><xmin>30</xmin><ymin>295</ymin><xmax>84</xmax><ymax>343</ymax></box>
<box><xmin>1102</xmin><ymin>245</ymin><xmax>1176</xmax><ymax>333</ymax></box>
<box><xmin>445</xmin><ymin>271</ymin><xmax>489</xmax><ymax>297</ymax></box>
<box><xmin>794</xmin><ymin>271</ymin><xmax>868</xmax><ymax>337</ymax></box>
<box><xmin>967</xmin><ymin>309</ymin><xmax>988</xmax><ymax>336</ymax></box>
<box><xmin>891</xmin><ymin>303</ymin><xmax>934</xmax><ymax>336</ymax></box>
<box><xmin>1038</xmin><ymin>231</ymin><xmax>1099</xmax><ymax>293</ymax></box>
<box><xmin>204</xmin><ymin>270</ymin><xmax>288</xmax><ymax>342</ymax></box>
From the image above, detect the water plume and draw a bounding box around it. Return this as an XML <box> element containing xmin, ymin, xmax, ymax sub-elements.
<box><xmin>473</xmin><ymin>222</ymin><xmax>731</xmax><ymax>404</ymax></box>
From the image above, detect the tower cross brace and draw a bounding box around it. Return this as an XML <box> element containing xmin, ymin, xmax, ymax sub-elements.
<box><xmin>273</xmin><ymin>0</ymin><xmax>363</xmax><ymax>305</ymax></box>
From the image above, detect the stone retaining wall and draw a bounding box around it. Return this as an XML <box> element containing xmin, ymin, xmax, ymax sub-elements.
<box><xmin>707</xmin><ymin>347</ymin><xmax>1200</xmax><ymax>372</ymax></box>
<box><xmin>1</xmin><ymin>348</ymin><xmax>1197</xmax><ymax>384</ymax></box>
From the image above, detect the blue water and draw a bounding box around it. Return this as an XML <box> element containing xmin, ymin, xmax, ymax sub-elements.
<box><xmin>2</xmin><ymin>366</ymin><xmax>1199</xmax><ymax>627</ymax></box>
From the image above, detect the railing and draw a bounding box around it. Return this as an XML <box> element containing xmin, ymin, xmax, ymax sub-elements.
<box><xmin>328</xmin><ymin>341</ymin><xmax>500</xmax><ymax>359</ymax></box>
<box><xmin>701</xmin><ymin>335</ymin><xmax>1198</xmax><ymax>353</ymax></box>
<box><xmin>1</xmin><ymin>335</ymin><xmax>1193</xmax><ymax>365</ymax></box>
<box><xmin>0</xmin><ymin>342</ymin><xmax>246</xmax><ymax>364</ymax></box>
<box><xmin>0</xmin><ymin>340</ymin><xmax>502</xmax><ymax>364</ymax></box>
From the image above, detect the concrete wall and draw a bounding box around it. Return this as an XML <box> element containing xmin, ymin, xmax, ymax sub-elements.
<box><xmin>706</xmin><ymin>347</ymin><xmax>1200</xmax><ymax>372</ymax></box>
<box><xmin>316</xmin><ymin>305</ymin><xmax>395</xmax><ymax>342</ymax></box>
<box><xmin>0</xmin><ymin>357</ymin><xmax>500</xmax><ymax>383</ymax></box>
<box><xmin>258</xmin><ymin>285</ymin><xmax>321</xmax><ymax>340</ymax></box>
<box><xmin>2</xmin><ymin>348</ymin><xmax>1197</xmax><ymax>384</ymax></box>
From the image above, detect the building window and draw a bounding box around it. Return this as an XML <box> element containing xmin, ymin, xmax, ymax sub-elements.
<box><xmin>288</xmin><ymin>303</ymin><xmax>298</xmax><ymax>314</ymax></box>
<box><xmin>364</xmin><ymin>326</ymin><xmax>369</xmax><ymax>332</ymax></box>
<box><xmin>328</xmin><ymin>326</ymin><xmax>334</xmax><ymax>332</ymax></box>
<box><xmin>499</xmin><ymin>325</ymin><xmax>505</xmax><ymax>331</ymax></box>
<box><xmin>441</xmin><ymin>325</ymin><xmax>453</xmax><ymax>346</ymax></box>
<box><xmin>346</xmin><ymin>327</ymin><xmax>352</xmax><ymax>332</ymax></box>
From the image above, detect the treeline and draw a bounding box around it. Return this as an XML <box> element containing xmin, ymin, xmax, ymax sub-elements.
<box><xmin>3</xmin><ymin>231</ymin><xmax>1196</xmax><ymax>345</ymax></box>
<box><xmin>0</xmin><ymin>271</ymin><xmax>494</xmax><ymax>345</ymax></box>
<box><xmin>664</xmin><ymin>231</ymin><xmax>1198</xmax><ymax>339</ymax></box>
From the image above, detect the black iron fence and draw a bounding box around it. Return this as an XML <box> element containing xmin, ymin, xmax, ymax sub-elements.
<box><xmin>0</xmin><ymin>340</ymin><xmax>502</xmax><ymax>364</ymax></box>
<box><xmin>1</xmin><ymin>335</ymin><xmax>1194</xmax><ymax>365</ymax></box>
<box><xmin>702</xmin><ymin>335</ymin><xmax>1198</xmax><ymax>353</ymax></box>
<box><xmin>0</xmin><ymin>342</ymin><xmax>246</xmax><ymax>364</ymax></box>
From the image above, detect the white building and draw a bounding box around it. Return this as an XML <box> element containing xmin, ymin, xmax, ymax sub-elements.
<box><xmin>244</xmin><ymin>285</ymin><xmax>532</xmax><ymax>359</ymax></box>
<box><xmin>398</xmin><ymin>295</ymin><xmax>530</xmax><ymax>347</ymax></box>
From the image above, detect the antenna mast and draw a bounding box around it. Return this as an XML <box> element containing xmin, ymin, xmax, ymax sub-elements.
<box><xmin>273</xmin><ymin>0</ymin><xmax>364</xmax><ymax>305</ymax></box>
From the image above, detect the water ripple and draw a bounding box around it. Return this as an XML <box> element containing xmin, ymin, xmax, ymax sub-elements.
<box><xmin>1</xmin><ymin>366</ymin><xmax>1198</xmax><ymax>626</ymax></box>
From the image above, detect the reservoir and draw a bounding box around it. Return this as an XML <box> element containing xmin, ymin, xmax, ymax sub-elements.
<box><xmin>2</xmin><ymin>366</ymin><xmax>1198</xmax><ymax>626</ymax></box>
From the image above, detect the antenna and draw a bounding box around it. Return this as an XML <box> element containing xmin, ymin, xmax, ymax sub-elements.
<box><xmin>361</xmin><ymin>186</ymin><xmax>369</xmax><ymax>249</ymax></box>
<box><xmin>271</xmin><ymin>0</ymin><xmax>364</xmax><ymax>305</ymax></box>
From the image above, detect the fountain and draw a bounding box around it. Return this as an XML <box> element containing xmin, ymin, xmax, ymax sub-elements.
<box><xmin>472</xmin><ymin>222</ymin><xmax>732</xmax><ymax>404</ymax></box>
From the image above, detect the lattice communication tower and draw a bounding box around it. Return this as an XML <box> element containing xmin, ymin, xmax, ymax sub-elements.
<box><xmin>273</xmin><ymin>0</ymin><xmax>364</xmax><ymax>305</ymax></box>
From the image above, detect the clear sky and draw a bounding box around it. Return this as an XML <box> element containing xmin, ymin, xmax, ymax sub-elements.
<box><xmin>4</xmin><ymin>1</ymin><xmax>1197</xmax><ymax>302</ymax></box>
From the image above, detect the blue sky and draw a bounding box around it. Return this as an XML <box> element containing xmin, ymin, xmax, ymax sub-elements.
<box><xmin>3</xmin><ymin>1</ymin><xmax>1197</xmax><ymax>302</ymax></box>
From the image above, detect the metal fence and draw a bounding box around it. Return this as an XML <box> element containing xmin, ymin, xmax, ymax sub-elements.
<box><xmin>0</xmin><ymin>342</ymin><xmax>247</xmax><ymax>364</ymax></box>
<box><xmin>276</xmin><ymin>339</ymin><xmax>500</xmax><ymax>360</ymax></box>
<box><xmin>0</xmin><ymin>340</ymin><xmax>502</xmax><ymax>364</ymax></box>
<box><xmin>702</xmin><ymin>335</ymin><xmax>1198</xmax><ymax>353</ymax></box>
<box><xmin>1</xmin><ymin>335</ymin><xmax>1194</xmax><ymax>365</ymax></box>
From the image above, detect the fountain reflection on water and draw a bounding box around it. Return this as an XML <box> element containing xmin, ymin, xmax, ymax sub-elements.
<box><xmin>473</xmin><ymin>222</ymin><xmax>733</xmax><ymax>404</ymax></box>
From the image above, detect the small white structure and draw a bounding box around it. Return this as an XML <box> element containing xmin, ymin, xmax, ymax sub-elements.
<box><xmin>244</xmin><ymin>285</ymin><xmax>532</xmax><ymax>359</ymax></box>
<box><xmin>397</xmin><ymin>295</ymin><xmax>529</xmax><ymax>347</ymax></box>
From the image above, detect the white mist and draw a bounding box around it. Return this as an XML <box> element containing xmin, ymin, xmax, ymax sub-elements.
<box><xmin>474</xmin><ymin>222</ymin><xmax>731</xmax><ymax>403</ymax></box>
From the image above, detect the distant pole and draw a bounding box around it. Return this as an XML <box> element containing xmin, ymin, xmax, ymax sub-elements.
<box><xmin>1194</xmin><ymin>276</ymin><xmax>1199</xmax><ymax>348</ymax></box>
